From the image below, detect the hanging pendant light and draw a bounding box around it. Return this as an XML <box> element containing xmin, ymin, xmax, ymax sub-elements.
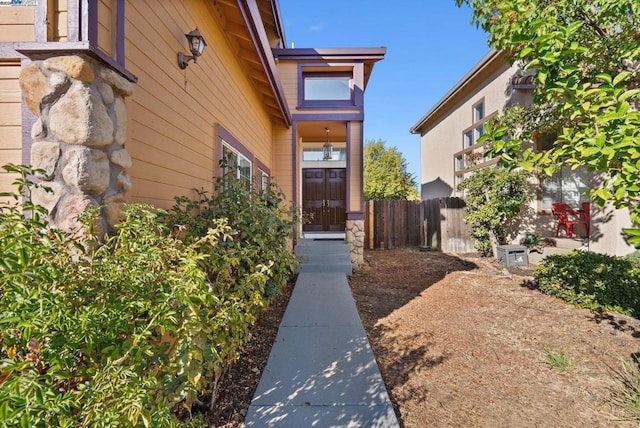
<box><xmin>322</xmin><ymin>127</ymin><xmax>332</xmax><ymax>160</ymax></box>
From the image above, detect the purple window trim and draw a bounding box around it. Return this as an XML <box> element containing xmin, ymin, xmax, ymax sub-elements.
<box><xmin>216</xmin><ymin>124</ymin><xmax>270</xmax><ymax>182</ymax></box>
<box><xmin>297</xmin><ymin>64</ymin><xmax>362</xmax><ymax>109</ymax></box>
<box><xmin>22</xmin><ymin>0</ymin><xmax>136</xmax><ymax>82</ymax></box>
<box><xmin>347</xmin><ymin>212</ymin><xmax>365</xmax><ymax>220</ymax></box>
<box><xmin>217</xmin><ymin>125</ymin><xmax>253</xmax><ymax>161</ymax></box>
<box><xmin>291</xmin><ymin>117</ymin><xmax>298</xmax><ymax>246</ymax></box>
<box><xmin>345</xmin><ymin>121</ymin><xmax>351</xmax><ymax>213</ymax></box>
<box><xmin>358</xmin><ymin>119</ymin><xmax>365</xmax><ymax>213</ymax></box>
<box><xmin>255</xmin><ymin>158</ymin><xmax>270</xmax><ymax>176</ymax></box>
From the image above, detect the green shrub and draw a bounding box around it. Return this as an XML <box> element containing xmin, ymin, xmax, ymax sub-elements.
<box><xmin>164</xmin><ymin>161</ymin><xmax>297</xmax><ymax>298</ymax></box>
<box><xmin>457</xmin><ymin>166</ymin><xmax>531</xmax><ymax>256</ymax></box>
<box><xmin>534</xmin><ymin>251</ymin><xmax>640</xmax><ymax>317</ymax></box>
<box><xmin>0</xmin><ymin>163</ymin><xmax>297</xmax><ymax>427</ymax></box>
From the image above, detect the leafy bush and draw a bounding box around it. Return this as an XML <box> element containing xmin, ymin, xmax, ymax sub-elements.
<box><xmin>534</xmin><ymin>251</ymin><xmax>640</xmax><ymax>317</ymax></box>
<box><xmin>164</xmin><ymin>162</ymin><xmax>297</xmax><ymax>298</ymax></box>
<box><xmin>0</xmin><ymin>164</ymin><xmax>297</xmax><ymax>427</ymax></box>
<box><xmin>457</xmin><ymin>166</ymin><xmax>531</xmax><ymax>256</ymax></box>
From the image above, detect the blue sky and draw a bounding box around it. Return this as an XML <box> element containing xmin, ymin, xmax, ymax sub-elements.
<box><xmin>278</xmin><ymin>1</ymin><xmax>491</xmax><ymax>184</ymax></box>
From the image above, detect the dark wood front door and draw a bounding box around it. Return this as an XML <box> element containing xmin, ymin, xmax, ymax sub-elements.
<box><xmin>302</xmin><ymin>168</ymin><xmax>346</xmax><ymax>232</ymax></box>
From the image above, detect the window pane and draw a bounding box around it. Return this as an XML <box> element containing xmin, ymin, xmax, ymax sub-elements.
<box><xmin>541</xmin><ymin>165</ymin><xmax>590</xmax><ymax>210</ymax></box>
<box><xmin>474</xmin><ymin>103</ymin><xmax>484</xmax><ymax>122</ymax></box>
<box><xmin>464</xmin><ymin>131</ymin><xmax>473</xmax><ymax>148</ymax></box>
<box><xmin>455</xmin><ymin>155</ymin><xmax>464</xmax><ymax>171</ymax></box>
<box><xmin>302</xmin><ymin>146</ymin><xmax>347</xmax><ymax>161</ymax></box>
<box><xmin>304</xmin><ymin>76</ymin><xmax>351</xmax><ymax>100</ymax></box>
<box><xmin>222</xmin><ymin>143</ymin><xmax>251</xmax><ymax>187</ymax></box>
<box><xmin>223</xmin><ymin>146</ymin><xmax>237</xmax><ymax>178</ymax></box>
<box><xmin>475</xmin><ymin>125</ymin><xmax>484</xmax><ymax>141</ymax></box>
<box><xmin>238</xmin><ymin>157</ymin><xmax>251</xmax><ymax>188</ymax></box>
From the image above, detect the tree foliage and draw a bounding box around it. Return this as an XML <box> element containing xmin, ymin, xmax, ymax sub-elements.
<box><xmin>363</xmin><ymin>139</ymin><xmax>419</xmax><ymax>200</ymax></box>
<box><xmin>458</xmin><ymin>166</ymin><xmax>531</xmax><ymax>256</ymax></box>
<box><xmin>456</xmin><ymin>0</ymin><xmax>640</xmax><ymax>247</ymax></box>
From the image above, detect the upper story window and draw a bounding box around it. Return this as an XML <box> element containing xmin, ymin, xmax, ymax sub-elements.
<box><xmin>474</xmin><ymin>102</ymin><xmax>484</xmax><ymax>122</ymax></box>
<box><xmin>300</xmin><ymin>66</ymin><xmax>355</xmax><ymax>108</ymax></box>
<box><xmin>454</xmin><ymin>99</ymin><xmax>497</xmax><ymax>175</ymax></box>
<box><xmin>304</xmin><ymin>74</ymin><xmax>351</xmax><ymax>101</ymax></box>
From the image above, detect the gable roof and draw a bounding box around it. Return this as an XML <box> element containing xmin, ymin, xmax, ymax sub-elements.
<box><xmin>410</xmin><ymin>50</ymin><xmax>507</xmax><ymax>135</ymax></box>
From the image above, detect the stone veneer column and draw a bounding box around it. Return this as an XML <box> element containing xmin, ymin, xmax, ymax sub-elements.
<box><xmin>346</xmin><ymin>219</ymin><xmax>365</xmax><ymax>269</ymax></box>
<box><xmin>19</xmin><ymin>54</ymin><xmax>133</xmax><ymax>234</ymax></box>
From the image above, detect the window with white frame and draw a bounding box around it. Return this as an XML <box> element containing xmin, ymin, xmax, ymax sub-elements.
<box><xmin>222</xmin><ymin>142</ymin><xmax>252</xmax><ymax>188</ymax></box>
<box><xmin>257</xmin><ymin>168</ymin><xmax>269</xmax><ymax>192</ymax></box>
<box><xmin>454</xmin><ymin>99</ymin><xmax>495</xmax><ymax>178</ymax></box>
<box><xmin>541</xmin><ymin>166</ymin><xmax>591</xmax><ymax>210</ymax></box>
<box><xmin>537</xmin><ymin>134</ymin><xmax>590</xmax><ymax>210</ymax></box>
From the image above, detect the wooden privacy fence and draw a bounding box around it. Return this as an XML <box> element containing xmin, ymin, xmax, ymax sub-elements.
<box><xmin>364</xmin><ymin>197</ymin><xmax>475</xmax><ymax>253</ymax></box>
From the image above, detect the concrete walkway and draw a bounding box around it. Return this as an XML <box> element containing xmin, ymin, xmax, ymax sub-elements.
<box><xmin>245</xmin><ymin>239</ymin><xmax>399</xmax><ymax>427</ymax></box>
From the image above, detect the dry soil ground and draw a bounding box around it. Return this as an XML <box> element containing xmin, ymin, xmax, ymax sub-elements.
<box><xmin>208</xmin><ymin>248</ymin><xmax>640</xmax><ymax>427</ymax></box>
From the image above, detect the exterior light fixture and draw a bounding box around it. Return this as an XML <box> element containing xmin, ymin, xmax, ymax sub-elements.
<box><xmin>322</xmin><ymin>127</ymin><xmax>333</xmax><ymax>160</ymax></box>
<box><xmin>177</xmin><ymin>27</ymin><xmax>207</xmax><ymax>69</ymax></box>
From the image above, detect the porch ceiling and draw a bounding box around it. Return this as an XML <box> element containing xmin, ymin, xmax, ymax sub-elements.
<box><xmin>297</xmin><ymin>121</ymin><xmax>347</xmax><ymax>142</ymax></box>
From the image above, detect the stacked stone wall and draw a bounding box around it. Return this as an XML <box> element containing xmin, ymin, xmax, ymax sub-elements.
<box><xmin>19</xmin><ymin>54</ymin><xmax>133</xmax><ymax>234</ymax></box>
<box><xmin>346</xmin><ymin>219</ymin><xmax>365</xmax><ymax>269</ymax></box>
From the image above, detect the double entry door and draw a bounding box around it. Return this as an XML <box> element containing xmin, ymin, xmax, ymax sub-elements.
<box><xmin>302</xmin><ymin>168</ymin><xmax>346</xmax><ymax>232</ymax></box>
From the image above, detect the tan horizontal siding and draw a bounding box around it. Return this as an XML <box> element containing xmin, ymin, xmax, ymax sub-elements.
<box><xmin>0</xmin><ymin>79</ymin><xmax>21</xmax><ymax>103</ymax></box>
<box><xmin>97</xmin><ymin>0</ymin><xmax>115</xmax><ymax>57</ymax></box>
<box><xmin>0</xmin><ymin>25</ymin><xmax>34</xmax><ymax>42</ymax></box>
<box><xmin>0</xmin><ymin>6</ymin><xmax>35</xmax><ymax>43</ymax></box>
<box><xmin>0</xmin><ymin>66</ymin><xmax>20</xmax><ymax>79</ymax></box>
<box><xmin>124</xmin><ymin>0</ymin><xmax>274</xmax><ymax>206</ymax></box>
<box><xmin>0</xmin><ymin>106</ymin><xmax>20</xmax><ymax>126</ymax></box>
<box><xmin>0</xmin><ymin>149</ymin><xmax>21</xmax><ymax>166</ymax></box>
<box><xmin>0</xmin><ymin>173</ymin><xmax>19</xmax><ymax>203</ymax></box>
<box><xmin>271</xmin><ymin>123</ymin><xmax>293</xmax><ymax>201</ymax></box>
<box><xmin>0</xmin><ymin>62</ymin><xmax>22</xmax><ymax>196</ymax></box>
<box><xmin>277</xmin><ymin>62</ymin><xmax>298</xmax><ymax>109</ymax></box>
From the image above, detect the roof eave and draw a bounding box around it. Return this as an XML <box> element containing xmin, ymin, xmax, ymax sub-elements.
<box><xmin>237</xmin><ymin>0</ymin><xmax>292</xmax><ymax>127</ymax></box>
<box><xmin>410</xmin><ymin>49</ymin><xmax>505</xmax><ymax>135</ymax></box>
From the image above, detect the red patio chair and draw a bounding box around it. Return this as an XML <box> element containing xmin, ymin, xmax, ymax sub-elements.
<box><xmin>551</xmin><ymin>202</ymin><xmax>587</xmax><ymax>238</ymax></box>
<box><xmin>578</xmin><ymin>202</ymin><xmax>590</xmax><ymax>236</ymax></box>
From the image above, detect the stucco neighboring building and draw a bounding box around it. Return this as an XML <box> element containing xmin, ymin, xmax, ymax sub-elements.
<box><xmin>410</xmin><ymin>50</ymin><xmax>634</xmax><ymax>256</ymax></box>
<box><xmin>0</xmin><ymin>0</ymin><xmax>385</xmax><ymax>266</ymax></box>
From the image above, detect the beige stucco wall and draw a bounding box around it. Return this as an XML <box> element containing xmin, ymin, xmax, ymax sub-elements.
<box><xmin>419</xmin><ymin>60</ymin><xmax>515</xmax><ymax>200</ymax></box>
<box><xmin>418</xmin><ymin>54</ymin><xmax>636</xmax><ymax>256</ymax></box>
<box><xmin>122</xmin><ymin>0</ymin><xmax>276</xmax><ymax>208</ymax></box>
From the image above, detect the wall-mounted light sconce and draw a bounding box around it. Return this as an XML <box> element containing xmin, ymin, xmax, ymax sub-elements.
<box><xmin>322</xmin><ymin>127</ymin><xmax>333</xmax><ymax>160</ymax></box>
<box><xmin>177</xmin><ymin>27</ymin><xmax>207</xmax><ymax>69</ymax></box>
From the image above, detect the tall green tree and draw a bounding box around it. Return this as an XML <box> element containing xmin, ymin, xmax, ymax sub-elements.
<box><xmin>363</xmin><ymin>139</ymin><xmax>419</xmax><ymax>200</ymax></box>
<box><xmin>456</xmin><ymin>0</ymin><xmax>640</xmax><ymax>246</ymax></box>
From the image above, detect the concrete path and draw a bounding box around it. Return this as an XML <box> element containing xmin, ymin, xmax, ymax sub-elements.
<box><xmin>245</xmin><ymin>239</ymin><xmax>399</xmax><ymax>427</ymax></box>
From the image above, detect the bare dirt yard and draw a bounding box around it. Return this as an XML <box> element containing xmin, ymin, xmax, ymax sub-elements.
<box><xmin>349</xmin><ymin>248</ymin><xmax>640</xmax><ymax>427</ymax></box>
<box><xmin>209</xmin><ymin>247</ymin><xmax>640</xmax><ymax>427</ymax></box>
